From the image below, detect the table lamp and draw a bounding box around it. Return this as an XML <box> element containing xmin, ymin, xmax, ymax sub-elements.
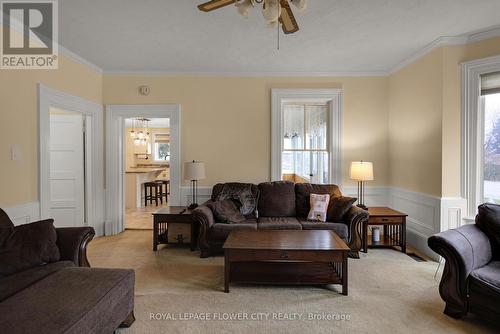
<box><xmin>184</xmin><ymin>160</ymin><xmax>206</xmax><ymax>210</ymax></box>
<box><xmin>350</xmin><ymin>161</ymin><xmax>374</xmax><ymax>210</ymax></box>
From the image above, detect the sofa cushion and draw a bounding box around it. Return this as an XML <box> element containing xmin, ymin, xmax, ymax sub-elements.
<box><xmin>476</xmin><ymin>203</ymin><xmax>500</xmax><ymax>259</ymax></box>
<box><xmin>0</xmin><ymin>209</ymin><xmax>14</xmax><ymax>228</ymax></box>
<box><xmin>211</xmin><ymin>219</ymin><xmax>258</xmax><ymax>240</ymax></box>
<box><xmin>212</xmin><ymin>183</ymin><xmax>259</xmax><ymax>215</ymax></box>
<box><xmin>207</xmin><ymin>199</ymin><xmax>246</xmax><ymax>223</ymax></box>
<box><xmin>0</xmin><ymin>267</ymin><xmax>135</xmax><ymax>334</ymax></box>
<box><xmin>257</xmin><ymin>217</ymin><xmax>302</xmax><ymax>230</ymax></box>
<box><xmin>328</xmin><ymin>196</ymin><xmax>357</xmax><ymax>223</ymax></box>
<box><xmin>0</xmin><ymin>219</ymin><xmax>60</xmax><ymax>276</ymax></box>
<box><xmin>469</xmin><ymin>261</ymin><xmax>500</xmax><ymax>314</ymax></box>
<box><xmin>295</xmin><ymin>183</ymin><xmax>342</xmax><ymax>218</ymax></box>
<box><xmin>0</xmin><ymin>261</ymin><xmax>74</xmax><ymax>302</ymax></box>
<box><xmin>470</xmin><ymin>261</ymin><xmax>500</xmax><ymax>294</ymax></box>
<box><xmin>299</xmin><ymin>220</ymin><xmax>349</xmax><ymax>241</ymax></box>
<box><xmin>258</xmin><ymin>181</ymin><xmax>296</xmax><ymax>217</ymax></box>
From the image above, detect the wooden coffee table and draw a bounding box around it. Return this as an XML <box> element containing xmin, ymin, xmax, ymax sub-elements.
<box><xmin>223</xmin><ymin>230</ymin><xmax>350</xmax><ymax>295</ymax></box>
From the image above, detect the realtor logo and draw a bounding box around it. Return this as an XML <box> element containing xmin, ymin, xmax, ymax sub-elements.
<box><xmin>1</xmin><ymin>0</ymin><xmax>58</xmax><ymax>69</ymax></box>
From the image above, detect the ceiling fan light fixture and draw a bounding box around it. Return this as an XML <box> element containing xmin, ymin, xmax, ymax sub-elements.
<box><xmin>235</xmin><ymin>0</ymin><xmax>254</xmax><ymax>17</ymax></box>
<box><xmin>290</xmin><ymin>0</ymin><xmax>307</xmax><ymax>11</ymax></box>
<box><xmin>262</xmin><ymin>0</ymin><xmax>281</xmax><ymax>24</ymax></box>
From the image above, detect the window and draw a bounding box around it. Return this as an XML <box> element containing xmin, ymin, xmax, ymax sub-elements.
<box><xmin>282</xmin><ymin>103</ymin><xmax>329</xmax><ymax>183</ymax></box>
<box><xmin>153</xmin><ymin>133</ymin><xmax>170</xmax><ymax>161</ymax></box>
<box><xmin>481</xmin><ymin>72</ymin><xmax>500</xmax><ymax>204</ymax></box>
<box><xmin>462</xmin><ymin>59</ymin><xmax>500</xmax><ymax>217</ymax></box>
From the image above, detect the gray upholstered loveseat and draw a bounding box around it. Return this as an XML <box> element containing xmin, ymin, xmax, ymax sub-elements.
<box><xmin>193</xmin><ymin>181</ymin><xmax>368</xmax><ymax>258</ymax></box>
<box><xmin>0</xmin><ymin>209</ymin><xmax>135</xmax><ymax>334</ymax></box>
<box><xmin>428</xmin><ymin>203</ymin><xmax>500</xmax><ymax>322</ymax></box>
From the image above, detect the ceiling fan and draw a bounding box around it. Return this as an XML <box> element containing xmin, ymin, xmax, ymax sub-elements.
<box><xmin>198</xmin><ymin>0</ymin><xmax>307</xmax><ymax>34</ymax></box>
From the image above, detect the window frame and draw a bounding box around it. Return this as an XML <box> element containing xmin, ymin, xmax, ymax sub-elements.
<box><xmin>461</xmin><ymin>54</ymin><xmax>500</xmax><ymax>217</ymax></box>
<box><xmin>152</xmin><ymin>132</ymin><xmax>170</xmax><ymax>162</ymax></box>
<box><xmin>271</xmin><ymin>88</ymin><xmax>342</xmax><ymax>185</ymax></box>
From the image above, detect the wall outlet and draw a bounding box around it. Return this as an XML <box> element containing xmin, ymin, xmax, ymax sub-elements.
<box><xmin>11</xmin><ymin>144</ymin><xmax>21</xmax><ymax>161</ymax></box>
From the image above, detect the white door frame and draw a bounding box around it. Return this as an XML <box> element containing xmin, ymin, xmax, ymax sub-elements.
<box><xmin>105</xmin><ymin>104</ymin><xmax>181</xmax><ymax>235</ymax></box>
<box><xmin>38</xmin><ymin>84</ymin><xmax>105</xmax><ymax>235</ymax></box>
<box><xmin>271</xmin><ymin>88</ymin><xmax>343</xmax><ymax>185</ymax></box>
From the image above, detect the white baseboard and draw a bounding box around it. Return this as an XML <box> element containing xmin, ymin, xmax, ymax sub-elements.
<box><xmin>3</xmin><ymin>202</ymin><xmax>40</xmax><ymax>226</ymax></box>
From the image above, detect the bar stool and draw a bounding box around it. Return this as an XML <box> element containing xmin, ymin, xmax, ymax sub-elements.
<box><xmin>144</xmin><ymin>182</ymin><xmax>160</xmax><ymax>207</ymax></box>
<box><xmin>155</xmin><ymin>180</ymin><xmax>170</xmax><ymax>204</ymax></box>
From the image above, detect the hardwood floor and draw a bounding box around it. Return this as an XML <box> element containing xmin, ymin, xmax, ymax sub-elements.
<box><xmin>125</xmin><ymin>203</ymin><xmax>168</xmax><ymax>230</ymax></box>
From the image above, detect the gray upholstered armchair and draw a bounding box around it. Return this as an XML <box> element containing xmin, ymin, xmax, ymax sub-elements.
<box><xmin>428</xmin><ymin>203</ymin><xmax>500</xmax><ymax>322</ymax></box>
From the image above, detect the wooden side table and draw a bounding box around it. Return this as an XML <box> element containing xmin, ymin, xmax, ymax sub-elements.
<box><xmin>151</xmin><ymin>206</ymin><xmax>198</xmax><ymax>251</ymax></box>
<box><xmin>363</xmin><ymin>207</ymin><xmax>407</xmax><ymax>253</ymax></box>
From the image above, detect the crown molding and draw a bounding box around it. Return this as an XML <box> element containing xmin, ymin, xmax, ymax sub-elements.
<box><xmin>388</xmin><ymin>25</ymin><xmax>500</xmax><ymax>75</ymax></box>
<box><xmin>466</xmin><ymin>25</ymin><xmax>500</xmax><ymax>44</ymax></box>
<box><xmin>59</xmin><ymin>45</ymin><xmax>103</xmax><ymax>74</ymax></box>
<box><xmin>101</xmin><ymin>70</ymin><xmax>387</xmax><ymax>77</ymax></box>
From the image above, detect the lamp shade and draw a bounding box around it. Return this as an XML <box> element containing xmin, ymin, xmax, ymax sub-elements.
<box><xmin>184</xmin><ymin>161</ymin><xmax>206</xmax><ymax>181</ymax></box>
<box><xmin>350</xmin><ymin>161</ymin><xmax>374</xmax><ymax>181</ymax></box>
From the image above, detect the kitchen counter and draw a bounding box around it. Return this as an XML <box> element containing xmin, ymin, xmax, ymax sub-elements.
<box><xmin>125</xmin><ymin>167</ymin><xmax>167</xmax><ymax>174</ymax></box>
<box><xmin>125</xmin><ymin>167</ymin><xmax>168</xmax><ymax>208</ymax></box>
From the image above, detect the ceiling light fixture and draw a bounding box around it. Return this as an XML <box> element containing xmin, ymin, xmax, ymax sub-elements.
<box><xmin>198</xmin><ymin>0</ymin><xmax>305</xmax><ymax>35</ymax></box>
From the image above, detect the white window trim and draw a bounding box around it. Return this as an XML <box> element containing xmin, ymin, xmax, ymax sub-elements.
<box><xmin>271</xmin><ymin>88</ymin><xmax>343</xmax><ymax>185</ymax></box>
<box><xmin>461</xmin><ymin>54</ymin><xmax>500</xmax><ymax>217</ymax></box>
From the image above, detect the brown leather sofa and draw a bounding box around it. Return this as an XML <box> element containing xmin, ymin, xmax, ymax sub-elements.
<box><xmin>193</xmin><ymin>181</ymin><xmax>368</xmax><ymax>258</ymax></box>
<box><xmin>428</xmin><ymin>203</ymin><xmax>500</xmax><ymax>322</ymax></box>
<box><xmin>0</xmin><ymin>209</ymin><xmax>135</xmax><ymax>334</ymax></box>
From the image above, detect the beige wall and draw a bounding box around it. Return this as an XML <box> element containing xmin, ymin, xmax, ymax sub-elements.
<box><xmin>388</xmin><ymin>48</ymin><xmax>444</xmax><ymax>197</ymax></box>
<box><xmin>388</xmin><ymin>36</ymin><xmax>500</xmax><ymax>198</ymax></box>
<box><xmin>103</xmin><ymin>76</ymin><xmax>390</xmax><ymax>188</ymax></box>
<box><xmin>0</xmin><ymin>55</ymin><xmax>102</xmax><ymax>207</ymax></box>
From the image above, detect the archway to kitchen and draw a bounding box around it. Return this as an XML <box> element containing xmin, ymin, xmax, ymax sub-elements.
<box><xmin>105</xmin><ymin>105</ymin><xmax>181</xmax><ymax>235</ymax></box>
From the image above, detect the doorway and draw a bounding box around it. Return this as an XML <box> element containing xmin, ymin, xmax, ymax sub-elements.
<box><xmin>38</xmin><ymin>85</ymin><xmax>105</xmax><ymax>235</ymax></box>
<box><xmin>124</xmin><ymin>117</ymin><xmax>171</xmax><ymax>229</ymax></box>
<box><xmin>105</xmin><ymin>105</ymin><xmax>181</xmax><ymax>235</ymax></box>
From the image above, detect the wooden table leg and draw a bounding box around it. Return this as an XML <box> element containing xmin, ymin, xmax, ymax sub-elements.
<box><xmin>342</xmin><ymin>252</ymin><xmax>348</xmax><ymax>296</ymax></box>
<box><xmin>153</xmin><ymin>219</ymin><xmax>159</xmax><ymax>251</ymax></box>
<box><xmin>401</xmin><ymin>218</ymin><xmax>407</xmax><ymax>254</ymax></box>
<box><xmin>224</xmin><ymin>255</ymin><xmax>230</xmax><ymax>293</ymax></box>
<box><xmin>363</xmin><ymin>221</ymin><xmax>368</xmax><ymax>253</ymax></box>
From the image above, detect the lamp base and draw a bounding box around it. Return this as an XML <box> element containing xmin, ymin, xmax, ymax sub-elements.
<box><xmin>357</xmin><ymin>204</ymin><xmax>368</xmax><ymax>211</ymax></box>
<box><xmin>188</xmin><ymin>203</ymin><xmax>199</xmax><ymax>210</ymax></box>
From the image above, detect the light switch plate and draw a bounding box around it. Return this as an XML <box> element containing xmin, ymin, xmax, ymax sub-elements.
<box><xmin>11</xmin><ymin>144</ymin><xmax>21</xmax><ymax>161</ymax></box>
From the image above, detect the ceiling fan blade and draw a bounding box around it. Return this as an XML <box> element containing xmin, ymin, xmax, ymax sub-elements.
<box><xmin>279</xmin><ymin>0</ymin><xmax>299</xmax><ymax>34</ymax></box>
<box><xmin>198</xmin><ymin>0</ymin><xmax>237</xmax><ymax>12</ymax></box>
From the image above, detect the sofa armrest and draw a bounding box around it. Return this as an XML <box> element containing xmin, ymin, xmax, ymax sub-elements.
<box><xmin>192</xmin><ymin>204</ymin><xmax>216</xmax><ymax>257</ymax></box>
<box><xmin>56</xmin><ymin>227</ymin><xmax>95</xmax><ymax>267</ymax></box>
<box><xmin>428</xmin><ymin>224</ymin><xmax>492</xmax><ymax>313</ymax></box>
<box><xmin>344</xmin><ymin>205</ymin><xmax>368</xmax><ymax>254</ymax></box>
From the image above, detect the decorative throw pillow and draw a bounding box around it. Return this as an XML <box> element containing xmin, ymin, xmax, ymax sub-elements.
<box><xmin>0</xmin><ymin>219</ymin><xmax>60</xmax><ymax>276</ymax></box>
<box><xmin>327</xmin><ymin>196</ymin><xmax>357</xmax><ymax>223</ymax></box>
<box><xmin>476</xmin><ymin>203</ymin><xmax>500</xmax><ymax>259</ymax></box>
<box><xmin>307</xmin><ymin>194</ymin><xmax>331</xmax><ymax>222</ymax></box>
<box><xmin>208</xmin><ymin>199</ymin><xmax>246</xmax><ymax>224</ymax></box>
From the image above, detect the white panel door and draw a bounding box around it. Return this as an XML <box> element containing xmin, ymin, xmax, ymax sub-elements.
<box><xmin>49</xmin><ymin>114</ymin><xmax>85</xmax><ymax>227</ymax></box>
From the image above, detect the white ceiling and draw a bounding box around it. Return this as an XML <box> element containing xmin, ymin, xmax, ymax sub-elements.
<box><xmin>59</xmin><ymin>0</ymin><xmax>500</xmax><ymax>74</ymax></box>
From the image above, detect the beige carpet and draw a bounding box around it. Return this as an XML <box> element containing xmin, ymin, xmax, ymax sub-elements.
<box><xmin>88</xmin><ymin>230</ymin><xmax>498</xmax><ymax>334</ymax></box>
